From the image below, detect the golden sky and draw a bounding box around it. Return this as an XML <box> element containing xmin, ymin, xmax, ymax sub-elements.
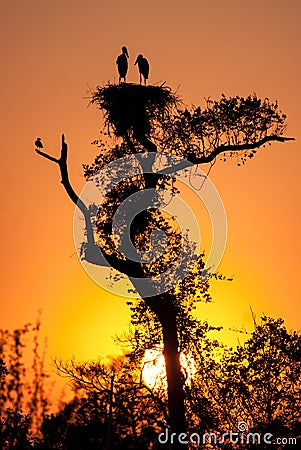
<box><xmin>1</xmin><ymin>0</ymin><xmax>300</xmax><ymax>367</ymax></box>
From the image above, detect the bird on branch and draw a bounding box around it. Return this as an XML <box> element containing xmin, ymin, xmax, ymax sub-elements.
<box><xmin>134</xmin><ymin>54</ymin><xmax>149</xmax><ymax>85</ymax></box>
<box><xmin>35</xmin><ymin>137</ymin><xmax>43</xmax><ymax>149</ymax></box>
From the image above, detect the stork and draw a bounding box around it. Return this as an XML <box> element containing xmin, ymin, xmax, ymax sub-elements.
<box><xmin>134</xmin><ymin>54</ymin><xmax>149</xmax><ymax>85</ymax></box>
<box><xmin>35</xmin><ymin>137</ymin><xmax>43</xmax><ymax>149</ymax></box>
<box><xmin>116</xmin><ymin>46</ymin><xmax>129</xmax><ymax>83</ymax></box>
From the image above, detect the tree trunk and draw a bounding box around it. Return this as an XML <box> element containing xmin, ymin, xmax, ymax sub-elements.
<box><xmin>161</xmin><ymin>313</ymin><xmax>187</xmax><ymax>449</ymax></box>
<box><xmin>142</xmin><ymin>293</ymin><xmax>188</xmax><ymax>449</ymax></box>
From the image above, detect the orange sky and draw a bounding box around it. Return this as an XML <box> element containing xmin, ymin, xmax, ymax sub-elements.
<box><xmin>1</xmin><ymin>0</ymin><xmax>300</xmax><ymax>371</ymax></box>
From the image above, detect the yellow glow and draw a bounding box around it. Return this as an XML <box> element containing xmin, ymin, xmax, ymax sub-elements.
<box><xmin>142</xmin><ymin>346</ymin><xmax>196</xmax><ymax>389</ymax></box>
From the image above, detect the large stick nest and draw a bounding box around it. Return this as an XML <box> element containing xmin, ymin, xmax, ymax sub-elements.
<box><xmin>90</xmin><ymin>83</ymin><xmax>178</xmax><ymax>137</ymax></box>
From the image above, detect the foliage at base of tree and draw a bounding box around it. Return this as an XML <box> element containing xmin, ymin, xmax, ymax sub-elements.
<box><xmin>0</xmin><ymin>319</ymin><xmax>49</xmax><ymax>450</ymax></box>
<box><xmin>1</xmin><ymin>314</ymin><xmax>299</xmax><ymax>449</ymax></box>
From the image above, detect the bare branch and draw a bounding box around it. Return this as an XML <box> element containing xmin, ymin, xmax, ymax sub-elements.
<box><xmin>35</xmin><ymin>149</ymin><xmax>59</xmax><ymax>163</ymax></box>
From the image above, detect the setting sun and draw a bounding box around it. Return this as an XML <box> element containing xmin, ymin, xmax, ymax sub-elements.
<box><xmin>142</xmin><ymin>346</ymin><xmax>196</xmax><ymax>389</ymax></box>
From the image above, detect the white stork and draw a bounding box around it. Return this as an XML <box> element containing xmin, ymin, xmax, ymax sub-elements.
<box><xmin>116</xmin><ymin>46</ymin><xmax>129</xmax><ymax>83</ymax></box>
<box><xmin>134</xmin><ymin>54</ymin><xmax>149</xmax><ymax>85</ymax></box>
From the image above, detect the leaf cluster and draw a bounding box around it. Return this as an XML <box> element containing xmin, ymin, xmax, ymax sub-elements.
<box><xmin>213</xmin><ymin>317</ymin><xmax>301</xmax><ymax>443</ymax></box>
<box><xmin>159</xmin><ymin>94</ymin><xmax>287</xmax><ymax>163</ymax></box>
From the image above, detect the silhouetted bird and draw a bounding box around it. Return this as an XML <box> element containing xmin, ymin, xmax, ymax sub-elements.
<box><xmin>35</xmin><ymin>138</ymin><xmax>43</xmax><ymax>149</ymax></box>
<box><xmin>134</xmin><ymin>54</ymin><xmax>149</xmax><ymax>85</ymax></box>
<box><xmin>116</xmin><ymin>46</ymin><xmax>129</xmax><ymax>83</ymax></box>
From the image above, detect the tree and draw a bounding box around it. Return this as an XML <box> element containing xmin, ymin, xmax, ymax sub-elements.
<box><xmin>51</xmin><ymin>354</ymin><xmax>169</xmax><ymax>449</ymax></box>
<box><xmin>36</xmin><ymin>82</ymin><xmax>294</xmax><ymax>448</ymax></box>
<box><xmin>52</xmin><ymin>283</ymin><xmax>225</xmax><ymax>449</ymax></box>
<box><xmin>36</xmin><ymin>312</ymin><xmax>299</xmax><ymax>449</ymax></box>
<box><xmin>0</xmin><ymin>320</ymin><xmax>49</xmax><ymax>449</ymax></box>
<box><xmin>212</xmin><ymin>316</ymin><xmax>301</xmax><ymax>448</ymax></box>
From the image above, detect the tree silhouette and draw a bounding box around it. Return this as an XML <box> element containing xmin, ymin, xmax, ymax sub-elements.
<box><xmin>213</xmin><ymin>316</ymin><xmax>301</xmax><ymax>448</ymax></box>
<box><xmin>52</xmin><ymin>355</ymin><xmax>168</xmax><ymax>449</ymax></box>
<box><xmin>53</xmin><ymin>282</ymin><xmax>225</xmax><ymax>448</ymax></box>
<box><xmin>0</xmin><ymin>320</ymin><xmax>49</xmax><ymax>449</ymax></box>
<box><xmin>36</xmin><ymin>82</ymin><xmax>294</xmax><ymax>448</ymax></box>
<box><xmin>50</xmin><ymin>313</ymin><xmax>300</xmax><ymax>449</ymax></box>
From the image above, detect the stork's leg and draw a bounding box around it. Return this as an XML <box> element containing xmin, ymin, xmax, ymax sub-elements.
<box><xmin>140</xmin><ymin>73</ymin><xmax>142</xmax><ymax>85</ymax></box>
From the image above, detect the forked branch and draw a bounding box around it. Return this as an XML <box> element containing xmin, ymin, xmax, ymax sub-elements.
<box><xmin>35</xmin><ymin>135</ymin><xmax>145</xmax><ymax>276</ymax></box>
<box><xmin>35</xmin><ymin>134</ymin><xmax>103</xmax><ymax>264</ymax></box>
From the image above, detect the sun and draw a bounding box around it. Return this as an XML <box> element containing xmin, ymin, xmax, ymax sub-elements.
<box><xmin>142</xmin><ymin>346</ymin><xmax>196</xmax><ymax>389</ymax></box>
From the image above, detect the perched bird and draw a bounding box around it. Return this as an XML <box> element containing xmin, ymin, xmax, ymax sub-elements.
<box><xmin>35</xmin><ymin>137</ymin><xmax>43</xmax><ymax>149</ymax></box>
<box><xmin>116</xmin><ymin>46</ymin><xmax>129</xmax><ymax>83</ymax></box>
<box><xmin>134</xmin><ymin>54</ymin><xmax>149</xmax><ymax>85</ymax></box>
